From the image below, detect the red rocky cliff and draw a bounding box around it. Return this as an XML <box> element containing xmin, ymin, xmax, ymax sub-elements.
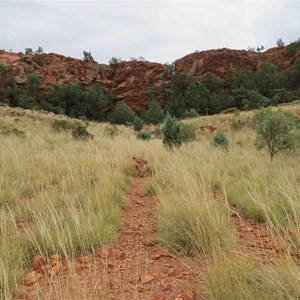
<box><xmin>0</xmin><ymin>51</ymin><xmax>169</xmax><ymax>113</ymax></box>
<box><xmin>0</xmin><ymin>46</ymin><xmax>299</xmax><ymax>112</ymax></box>
<box><xmin>175</xmin><ymin>47</ymin><xmax>298</xmax><ymax>81</ymax></box>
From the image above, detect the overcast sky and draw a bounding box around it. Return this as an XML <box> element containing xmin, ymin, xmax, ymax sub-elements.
<box><xmin>0</xmin><ymin>0</ymin><xmax>299</xmax><ymax>64</ymax></box>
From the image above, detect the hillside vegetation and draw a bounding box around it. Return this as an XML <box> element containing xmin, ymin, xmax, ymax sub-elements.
<box><xmin>1</xmin><ymin>39</ymin><xmax>300</xmax><ymax>123</ymax></box>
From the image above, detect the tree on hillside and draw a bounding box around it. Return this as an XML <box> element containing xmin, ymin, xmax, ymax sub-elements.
<box><xmin>35</xmin><ymin>47</ymin><xmax>44</xmax><ymax>54</ymax></box>
<box><xmin>276</xmin><ymin>38</ymin><xmax>285</xmax><ymax>47</ymax></box>
<box><xmin>83</xmin><ymin>51</ymin><xmax>94</xmax><ymax>62</ymax></box>
<box><xmin>25</xmin><ymin>48</ymin><xmax>33</xmax><ymax>55</ymax></box>
<box><xmin>251</xmin><ymin>108</ymin><xmax>299</xmax><ymax>160</ymax></box>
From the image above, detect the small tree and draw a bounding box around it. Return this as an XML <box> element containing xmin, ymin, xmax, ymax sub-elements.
<box><xmin>109</xmin><ymin>102</ymin><xmax>135</xmax><ymax>124</ymax></box>
<box><xmin>109</xmin><ymin>57</ymin><xmax>123</xmax><ymax>69</ymax></box>
<box><xmin>25</xmin><ymin>48</ymin><xmax>33</xmax><ymax>55</ymax></box>
<box><xmin>212</xmin><ymin>130</ymin><xmax>229</xmax><ymax>150</ymax></box>
<box><xmin>142</xmin><ymin>100</ymin><xmax>165</xmax><ymax>124</ymax></box>
<box><xmin>251</xmin><ymin>108</ymin><xmax>298</xmax><ymax>160</ymax></box>
<box><xmin>83</xmin><ymin>51</ymin><xmax>94</xmax><ymax>62</ymax></box>
<box><xmin>276</xmin><ymin>38</ymin><xmax>285</xmax><ymax>47</ymax></box>
<box><xmin>162</xmin><ymin>113</ymin><xmax>182</xmax><ymax>150</ymax></box>
<box><xmin>35</xmin><ymin>47</ymin><xmax>44</xmax><ymax>54</ymax></box>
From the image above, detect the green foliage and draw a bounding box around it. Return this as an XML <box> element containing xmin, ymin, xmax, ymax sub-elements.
<box><xmin>24</xmin><ymin>48</ymin><xmax>33</xmax><ymax>55</ymax></box>
<box><xmin>289</xmin><ymin>58</ymin><xmax>300</xmax><ymax>90</ymax></box>
<box><xmin>45</xmin><ymin>84</ymin><xmax>111</xmax><ymax>120</ymax></box>
<box><xmin>162</xmin><ymin>113</ymin><xmax>182</xmax><ymax>150</ymax></box>
<box><xmin>276</xmin><ymin>38</ymin><xmax>285</xmax><ymax>47</ymax></box>
<box><xmin>109</xmin><ymin>102</ymin><xmax>135</xmax><ymax>124</ymax></box>
<box><xmin>202</xmin><ymin>72</ymin><xmax>225</xmax><ymax>93</ymax></box>
<box><xmin>18</xmin><ymin>95</ymin><xmax>36</xmax><ymax>109</ymax></box>
<box><xmin>72</xmin><ymin>124</ymin><xmax>93</xmax><ymax>140</ymax></box>
<box><xmin>0</xmin><ymin>64</ymin><xmax>17</xmax><ymax>104</ymax></box>
<box><xmin>137</xmin><ymin>131</ymin><xmax>151</xmax><ymax>140</ymax></box>
<box><xmin>251</xmin><ymin>108</ymin><xmax>299</xmax><ymax>160</ymax></box>
<box><xmin>184</xmin><ymin>108</ymin><xmax>199</xmax><ymax>118</ymax></box>
<box><xmin>83</xmin><ymin>51</ymin><xmax>94</xmax><ymax>62</ymax></box>
<box><xmin>242</xmin><ymin>89</ymin><xmax>269</xmax><ymax>109</ymax></box>
<box><xmin>212</xmin><ymin>130</ymin><xmax>229</xmax><ymax>150</ymax></box>
<box><xmin>163</xmin><ymin>61</ymin><xmax>176</xmax><ymax>76</ymax></box>
<box><xmin>142</xmin><ymin>100</ymin><xmax>165</xmax><ymax>124</ymax></box>
<box><xmin>26</xmin><ymin>73</ymin><xmax>41</xmax><ymax>97</ymax></box>
<box><xmin>109</xmin><ymin>57</ymin><xmax>123</xmax><ymax>68</ymax></box>
<box><xmin>179</xmin><ymin>123</ymin><xmax>196</xmax><ymax>143</ymax></box>
<box><xmin>84</xmin><ymin>86</ymin><xmax>108</xmax><ymax>121</ymax></box>
<box><xmin>286</xmin><ymin>38</ymin><xmax>300</xmax><ymax>57</ymax></box>
<box><xmin>133</xmin><ymin>116</ymin><xmax>143</xmax><ymax>131</ymax></box>
<box><xmin>35</xmin><ymin>47</ymin><xmax>44</xmax><ymax>55</ymax></box>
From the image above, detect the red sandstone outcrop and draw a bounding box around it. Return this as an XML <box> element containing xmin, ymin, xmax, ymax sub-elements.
<box><xmin>175</xmin><ymin>47</ymin><xmax>298</xmax><ymax>81</ymax></box>
<box><xmin>0</xmin><ymin>46</ymin><xmax>299</xmax><ymax>112</ymax></box>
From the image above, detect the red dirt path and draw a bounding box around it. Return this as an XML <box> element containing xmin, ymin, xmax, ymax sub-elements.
<box><xmin>16</xmin><ymin>160</ymin><xmax>205</xmax><ymax>300</ymax></box>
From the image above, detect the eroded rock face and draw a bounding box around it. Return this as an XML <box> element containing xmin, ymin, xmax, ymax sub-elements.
<box><xmin>175</xmin><ymin>47</ymin><xmax>297</xmax><ymax>81</ymax></box>
<box><xmin>0</xmin><ymin>51</ymin><xmax>169</xmax><ymax>113</ymax></box>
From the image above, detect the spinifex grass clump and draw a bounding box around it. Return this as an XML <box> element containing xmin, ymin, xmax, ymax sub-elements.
<box><xmin>162</xmin><ymin>113</ymin><xmax>182</xmax><ymax>150</ymax></box>
<box><xmin>212</xmin><ymin>130</ymin><xmax>229</xmax><ymax>150</ymax></box>
<box><xmin>150</xmin><ymin>150</ymin><xmax>236</xmax><ymax>255</ymax></box>
<box><xmin>206</xmin><ymin>257</ymin><xmax>300</xmax><ymax>300</ymax></box>
<box><xmin>137</xmin><ymin>131</ymin><xmax>151</xmax><ymax>140</ymax></box>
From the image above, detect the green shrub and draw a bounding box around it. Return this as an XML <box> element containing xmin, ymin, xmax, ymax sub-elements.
<box><xmin>109</xmin><ymin>102</ymin><xmax>135</xmax><ymax>124</ymax></box>
<box><xmin>82</xmin><ymin>51</ymin><xmax>94</xmax><ymax>62</ymax></box>
<box><xmin>142</xmin><ymin>100</ymin><xmax>165</xmax><ymax>124</ymax></box>
<box><xmin>179</xmin><ymin>123</ymin><xmax>196</xmax><ymax>143</ymax></box>
<box><xmin>109</xmin><ymin>57</ymin><xmax>123</xmax><ymax>69</ymax></box>
<box><xmin>163</xmin><ymin>113</ymin><xmax>182</xmax><ymax>150</ymax></box>
<box><xmin>184</xmin><ymin>108</ymin><xmax>199</xmax><ymax>118</ymax></box>
<box><xmin>137</xmin><ymin>131</ymin><xmax>151</xmax><ymax>141</ymax></box>
<box><xmin>212</xmin><ymin>130</ymin><xmax>229</xmax><ymax>150</ymax></box>
<box><xmin>133</xmin><ymin>116</ymin><xmax>143</xmax><ymax>131</ymax></box>
<box><xmin>72</xmin><ymin>125</ymin><xmax>93</xmax><ymax>140</ymax></box>
<box><xmin>251</xmin><ymin>108</ymin><xmax>299</xmax><ymax>160</ymax></box>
